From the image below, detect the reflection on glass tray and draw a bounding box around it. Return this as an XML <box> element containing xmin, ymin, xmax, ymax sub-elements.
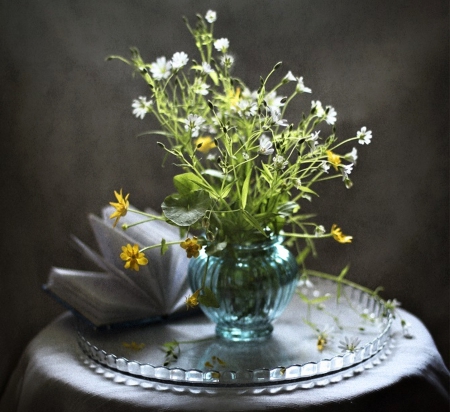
<box><xmin>77</xmin><ymin>278</ymin><xmax>394</xmax><ymax>387</ymax></box>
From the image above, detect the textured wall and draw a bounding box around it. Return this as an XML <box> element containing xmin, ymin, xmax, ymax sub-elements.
<box><xmin>0</xmin><ymin>0</ymin><xmax>448</xmax><ymax>393</ymax></box>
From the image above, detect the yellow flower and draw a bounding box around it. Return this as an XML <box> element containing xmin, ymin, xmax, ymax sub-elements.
<box><xmin>326</xmin><ymin>150</ymin><xmax>341</xmax><ymax>171</ymax></box>
<box><xmin>180</xmin><ymin>236</ymin><xmax>202</xmax><ymax>258</ymax></box>
<box><xmin>229</xmin><ymin>87</ymin><xmax>241</xmax><ymax>107</ymax></box>
<box><xmin>109</xmin><ymin>189</ymin><xmax>130</xmax><ymax>228</ymax></box>
<box><xmin>120</xmin><ymin>243</ymin><xmax>149</xmax><ymax>271</ymax></box>
<box><xmin>317</xmin><ymin>335</ymin><xmax>327</xmax><ymax>352</ymax></box>
<box><xmin>194</xmin><ymin>136</ymin><xmax>216</xmax><ymax>153</ymax></box>
<box><xmin>185</xmin><ymin>289</ymin><xmax>201</xmax><ymax>309</ymax></box>
<box><xmin>331</xmin><ymin>224</ymin><xmax>353</xmax><ymax>244</ymax></box>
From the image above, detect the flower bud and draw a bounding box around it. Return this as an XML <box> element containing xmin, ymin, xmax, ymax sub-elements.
<box><xmin>273</xmin><ymin>61</ymin><xmax>282</xmax><ymax>70</ymax></box>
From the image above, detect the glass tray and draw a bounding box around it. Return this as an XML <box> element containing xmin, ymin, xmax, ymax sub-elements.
<box><xmin>77</xmin><ymin>278</ymin><xmax>394</xmax><ymax>388</ymax></box>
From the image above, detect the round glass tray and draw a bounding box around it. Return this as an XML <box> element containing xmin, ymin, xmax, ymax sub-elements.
<box><xmin>77</xmin><ymin>278</ymin><xmax>393</xmax><ymax>387</ymax></box>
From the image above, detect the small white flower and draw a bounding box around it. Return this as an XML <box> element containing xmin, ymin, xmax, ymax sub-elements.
<box><xmin>296</xmin><ymin>76</ymin><xmax>312</xmax><ymax>93</ymax></box>
<box><xmin>294</xmin><ymin>178</ymin><xmax>302</xmax><ymax>189</ymax></box>
<box><xmin>271</xmin><ymin>109</ymin><xmax>288</xmax><ymax>127</ymax></box>
<box><xmin>357</xmin><ymin>126</ymin><xmax>373</xmax><ymax>145</ymax></box>
<box><xmin>346</xmin><ymin>147</ymin><xmax>358</xmax><ymax>164</ymax></box>
<box><xmin>201</xmin><ymin>62</ymin><xmax>213</xmax><ymax>74</ymax></box>
<box><xmin>205</xmin><ymin>10</ymin><xmax>217</xmax><ymax>23</ymax></box>
<box><xmin>183</xmin><ymin>114</ymin><xmax>205</xmax><ymax>137</ymax></box>
<box><xmin>311</xmin><ymin>100</ymin><xmax>325</xmax><ymax>117</ymax></box>
<box><xmin>242</xmin><ymin>152</ymin><xmax>249</xmax><ymax>160</ymax></box>
<box><xmin>150</xmin><ymin>56</ymin><xmax>172</xmax><ymax>81</ymax></box>
<box><xmin>338</xmin><ymin>336</ymin><xmax>361</xmax><ymax>353</ymax></box>
<box><xmin>131</xmin><ymin>96</ymin><xmax>153</xmax><ymax>119</ymax></box>
<box><xmin>342</xmin><ymin>163</ymin><xmax>354</xmax><ymax>175</ymax></box>
<box><xmin>214</xmin><ymin>38</ymin><xmax>229</xmax><ymax>53</ymax></box>
<box><xmin>284</xmin><ymin>71</ymin><xmax>297</xmax><ymax>82</ymax></box>
<box><xmin>306</xmin><ymin>130</ymin><xmax>320</xmax><ymax>142</ymax></box>
<box><xmin>265</xmin><ymin>91</ymin><xmax>285</xmax><ymax>112</ymax></box>
<box><xmin>273</xmin><ymin>154</ymin><xmax>288</xmax><ymax>170</ymax></box>
<box><xmin>258</xmin><ymin>134</ymin><xmax>274</xmax><ymax>155</ymax></box>
<box><xmin>171</xmin><ymin>51</ymin><xmax>189</xmax><ymax>69</ymax></box>
<box><xmin>325</xmin><ymin>106</ymin><xmax>337</xmax><ymax>125</ymax></box>
<box><xmin>192</xmin><ymin>78</ymin><xmax>210</xmax><ymax>95</ymax></box>
<box><xmin>321</xmin><ymin>161</ymin><xmax>330</xmax><ymax>173</ymax></box>
<box><xmin>220</xmin><ymin>54</ymin><xmax>234</xmax><ymax>68</ymax></box>
<box><xmin>239</xmin><ymin>102</ymin><xmax>257</xmax><ymax>118</ymax></box>
<box><xmin>315</xmin><ymin>225</ymin><xmax>326</xmax><ymax>237</ymax></box>
<box><xmin>298</xmin><ymin>275</ymin><xmax>314</xmax><ymax>289</ymax></box>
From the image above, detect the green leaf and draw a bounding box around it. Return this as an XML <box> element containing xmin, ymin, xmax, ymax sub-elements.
<box><xmin>173</xmin><ymin>173</ymin><xmax>202</xmax><ymax>195</ymax></box>
<box><xmin>297</xmin><ymin>292</ymin><xmax>331</xmax><ymax>305</ymax></box>
<box><xmin>160</xmin><ymin>239</ymin><xmax>168</xmax><ymax>255</ymax></box>
<box><xmin>296</xmin><ymin>246</ymin><xmax>311</xmax><ymax>265</ymax></box>
<box><xmin>298</xmin><ymin>186</ymin><xmax>319</xmax><ymax>196</ymax></box>
<box><xmin>336</xmin><ymin>264</ymin><xmax>350</xmax><ymax>301</ymax></box>
<box><xmin>241</xmin><ymin>171</ymin><xmax>251</xmax><ymax>209</ymax></box>
<box><xmin>277</xmin><ymin>201</ymin><xmax>300</xmax><ymax>217</ymax></box>
<box><xmin>242</xmin><ymin>210</ymin><xmax>267</xmax><ymax>236</ymax></box>
<box><xmin>198</xmin><ymin>287</ymin><xmax>220</xmax><ymax>308</ymax></box>
<box><xmin>161</xmin><ymin>190</ymin><xmax>211</xmax><ymax>226</ymax></box>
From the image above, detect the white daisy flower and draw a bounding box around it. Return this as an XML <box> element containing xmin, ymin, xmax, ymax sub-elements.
<box><xmin>150</xmin><ymin>56</ymin><xmax>172</xmax><ymax>80</ymax></box>
<box><xmin>131</xmin><ymin>96</ymin><xmax>153</xmax><ymax>119</ymax></box>
<box><xmin>284</xmin><ymin>71</ymin><xmax>297</xmax><ymax>82</ymax></box>
<box><xmin>357</xmin><ymin>126</ymin><xmax>373</xmax><ymax>145</ymax></box>
<box><xmin>258</xmin><ymin>134</ymin><xmax>274</xmax><ymax>155</ymax></box>
<box><xmin>171</xmin><ymin>51</ymin><xmax>189</xmax><ymax>69</ymax></box>
<box><xmin>321</xmin><ymin>161</ymin><xmax>330</xmax><ymax>173</ymax></box>
<box><xmin>201</xmin><ymin>62</ymin><xmax>213</xmax><ymax>74</ymax></box>
<box><xmin>273</xmin><ymin>154</ymin><xmax>289</xmax><ymax>170</ymax></box>
<box><xmin>192</xmin><ymin>78</ymin><xmax>210</xmax><ymax>95</ymax></box>
<box><xmin>296</xmin><ymin>76</ymin><xmax>312</xmax><ymax>93</ymax></box>
<box><xmin>338</xmin><ymin>336</ymin><xmax>362</xmax><ymax>353</ymax></box>
<box><xmin>265</xmin><ymin>91</ymin><xmax>285</xmax><ymax>112</ymax></box>
<box><xmin>311</xmin><ymin>100</ymin><xmax>325</xmax><ymax>117</ymax></box>
<box><xmin>342</xmin><ymin>163</ymin><xmax>354</xmax><ymax>175</ymax></box>
<box><xmin>183</xmin><ymin>114</ymin><xmax>205</xmax><ymax>137</ymax></box>
<box><xmin>271</xmin><ymin>109</ymin><xmax>288</xmax><ymax>127</ymax></box>
<box><xmin>205</xmin><ymin>10</ymin><xmax>217</xmax><ymax>23</ymax></box>
<box><xmin>214</xmin><ymin>38</ymin><xmax>229</xmax><ymax>53</ymax></box>
<box><xmin>346</xmin><ymin>147</ymin><xmax>358</xmax><ymax>164</ymax></box>
<box><xmin>325</xmin><ymin>106</ymin><xmax>337</xmax><ymax>125</ymax></box>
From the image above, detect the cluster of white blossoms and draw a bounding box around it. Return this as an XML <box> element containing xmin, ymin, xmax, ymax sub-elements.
<box><xmin>129</xmin><ymin>8</ymin><xmax>373</xmax><ymax>196</ymax></box>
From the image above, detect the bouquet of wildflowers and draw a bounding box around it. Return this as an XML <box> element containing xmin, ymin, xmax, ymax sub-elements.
<box><xmin>108</xmin><ymin>10</ymin><xmax>372</xmax><ymax>306</ymax></box>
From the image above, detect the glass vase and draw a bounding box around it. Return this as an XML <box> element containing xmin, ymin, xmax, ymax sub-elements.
<box><xmin>188</xmin><ymin>235</ymin><xmax>298</xmax><ymax>342</ymax></box>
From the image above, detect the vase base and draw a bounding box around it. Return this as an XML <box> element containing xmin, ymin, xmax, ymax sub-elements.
<box><xmin>216</xmin><ymin>324</ymin><xmax>273</xmax><ymax>342</ymax></box>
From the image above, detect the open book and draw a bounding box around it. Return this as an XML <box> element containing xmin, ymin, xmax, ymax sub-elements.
<box><xmin>44</xmin><ymin>206</ymin><xmax>192</xmax><ymax>329</ymax></box>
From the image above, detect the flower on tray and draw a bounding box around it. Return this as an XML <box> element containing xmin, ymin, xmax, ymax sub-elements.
<box><xmin>106</xmin><ymin>10</ymin><xmax>373</xmax><ymax>306</ymax></box>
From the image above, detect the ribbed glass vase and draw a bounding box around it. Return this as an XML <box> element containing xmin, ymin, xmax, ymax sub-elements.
<box><xmin>188</xmin><ymin>235</ymin><xmax>298</xmax><ymax>342</ymax></box>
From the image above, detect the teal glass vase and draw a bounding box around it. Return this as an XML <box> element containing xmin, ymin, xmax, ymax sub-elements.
<box><xmin>188</xmin><ymin>235</ymin><xmax>298</xmax><ymax>342</ymax></box>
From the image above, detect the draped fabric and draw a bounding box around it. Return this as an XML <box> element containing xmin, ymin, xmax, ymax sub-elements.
<box><xmin>1</xmin><ymin>309</ymin><xmax>448</xmax><ymax>411</ymax></box>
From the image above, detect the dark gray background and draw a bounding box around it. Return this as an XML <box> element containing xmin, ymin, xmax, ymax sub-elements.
<box><xmin>1</xmin><ymin>0</ymin><xmax>448</xmax><ymax>394</ymax></box>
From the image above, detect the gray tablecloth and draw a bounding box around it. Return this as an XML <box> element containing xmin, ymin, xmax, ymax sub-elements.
<box><xmin>1</xmin><ymin>308</ymin><xmax>449</xmax><ymax>412</ymax></box>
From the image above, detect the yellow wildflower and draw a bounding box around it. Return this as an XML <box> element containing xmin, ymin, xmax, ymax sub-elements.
<box><xmin>180</xmin><ymin>236</ymin><xmax>202</xmax><ymax>258</ymax></box>
<box><xmin>109</xmin><ymin>189</ymin><xmax>130</xmax><ymax>228</ymax></box>
<box><xmin>331</xmin><ymin>224</ymin><xmax>353</xmax><ymax>244</ymax></box>
<box><xmin>195</xmin><ymin>136</ymin><xmax>216</xmax><ymax>153</ymax></box>
<box><xmin>229</xmin><ymin>87</ymin><xmax>241</xmax><ymax>107</ymax></box>
<box><xmin>185</xmin><ymin>289</ymin><xmax>201</xmax><ymax>309</ymax></box>
<box><xmin>326</xmin><ymin>150</ymin><xmax>341</xmax><ymax>171</ymax></box>
<box><xmin>317</xmin><ymin>335</ymin><xmax>327</xmax><ymax>352</ymax></box>
<box><xmin>120</xmin><ymin>243</ymin><xmax>149</xmax><ymax>271</ymax></box>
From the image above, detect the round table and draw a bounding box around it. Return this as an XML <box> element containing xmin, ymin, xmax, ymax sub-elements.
<box><xmin>1</xmin><ymin>305</ymin><xmax>449</xmax><ymax>411</ymax></box>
